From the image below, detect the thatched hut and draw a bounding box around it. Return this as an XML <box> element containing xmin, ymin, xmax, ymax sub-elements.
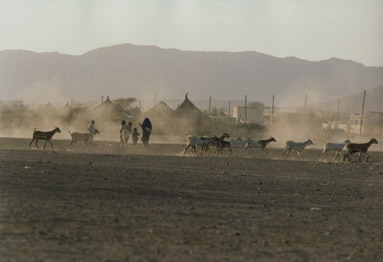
<box><xmin>174</xmin><ymin>94</ymin><xmax>212</xmax><ymax>135</ymax></box>
<box><xmin>93</xmin><ymin>96</ymin><xmax>133</xmax><ymax>123</ymax></box>
<box><xmin>91</xmin><ymin>96</ymin><xmax>135</xmax><ymax>137</ymax></box>
<box><xmin>0</xmin><ymin>100</ymin><xmax>37</xmax><ymax>131</ymax></box>
<box><xmin>141</xmin><ymin>101</ymin><xmax>176</xmax><ymax>135</ymax></box>
<box><xmin>62</xmin><ymin>105</ymin><xmax>90</xmax><ymax>126</ymax></box>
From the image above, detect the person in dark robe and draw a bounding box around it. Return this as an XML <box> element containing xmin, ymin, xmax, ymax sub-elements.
<box><xmin>140</xmin><ymin>117</ymin><xmax>152</xmax><ymax>147</ymax></box>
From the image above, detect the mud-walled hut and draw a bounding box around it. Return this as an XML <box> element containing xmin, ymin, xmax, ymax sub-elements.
<box><xmin>141</xmin><ymin>101</ymin><xmax>176</xmax><ymax>135</ymax></box>
<box><xmin>174</xmin><ymin>94</ymin><xmax>212</xmax><ymax>135</ymax></box>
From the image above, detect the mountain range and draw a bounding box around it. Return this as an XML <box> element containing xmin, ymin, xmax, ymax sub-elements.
<box><xmin>1</xmin><ymin>43</ymin><xmax>382</xmax><ymax>107</ymax></box>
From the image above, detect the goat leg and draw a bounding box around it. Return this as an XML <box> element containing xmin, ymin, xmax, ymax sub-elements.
<box><xmin>343</xmin><ymin>153</ymin><xmax>351</xmax><ymax>162</ymax></box>
<box><xmin>320</xmin><ymin>149</ymin><xmax>326</xmax><ymax>160</ymax></box>
<box><xmin>191</xmin><ymin>145</ymin><xmax>198</xmax><ymax>157</ymax></box>
<box><xmin>183</xmin><ymin>144</ymin><xmax>191</xmax><ymax>156</ymax></box>
<box><xmin>331</xmin><ymin>152</ymin><xmax>337</xmax><ymax>161</ymax></box>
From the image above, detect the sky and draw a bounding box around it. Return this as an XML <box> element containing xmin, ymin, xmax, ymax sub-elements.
<box><xmin>0</xmin><ymin>0</ymin><xmax>382</xmax><ymax>66</ymax></box>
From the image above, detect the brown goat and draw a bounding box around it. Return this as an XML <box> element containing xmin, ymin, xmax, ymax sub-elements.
<box><xmin>343</xmin><ymin>138</ymin><xmax>378</xmax><ymax>162</ymax></box>
<box><xmin>29</xmin><ymin>127</ymin><xmax>61</xmax><ymax>150</ymax></box>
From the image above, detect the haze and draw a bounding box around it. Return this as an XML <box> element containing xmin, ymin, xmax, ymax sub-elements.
<box><xmin>1</xmin><ymin>0</ymin><xmax>382</xmax><ymax>67</ymax></box>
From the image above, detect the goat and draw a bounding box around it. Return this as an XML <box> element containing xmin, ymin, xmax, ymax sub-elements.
<box><xmin>29</xmin><ymin>127</ymin><xmax>61</xmax><ymax>150</ymax></box>
<box><xmin>343</xmin><ymin>138</ymin><xmax>378</xmax><ymax>162</ymax></box>
<box><xmin>183</xmin><ymin>135</ymin><xmax>217</xmax><ymax>156</ymax></box>
<box><xmin>201</xmin><ymin>133</ymin><xmax>230</xmax><ymax>155</ymax></box>
<box><xmin>230</xmin><ymin>138</ymin><xmax>249</xmax><ymax>149</ymax></box>
<box><xmin>283</xmin><ymin>139</ymin><xmax>313</xmax><ymax>156</ymax></box>
<box><xmin>321</xmin><ymin>139</ymin><xmax>351</xmax><ymax>161</ymax></box>
<box><xmin>230</xmin><ymin>138</ymin><xmax>251</xmax><ymax>155</ymax></box>
<box><xmin>68</xmin><ymin>129</ymin><xmax>100</xmax><ymax>150</ymax></box>
<box><xmin>201</xmin><ymin>136</ymin><xmax>219</xmax><ymax>153</ymax></box>
<box><xmin>215</xmin><ymin>133</ymin><xmax>231</xmax><ymax>156</ymax></box>
<box><xmin>244</xmin><ymin>137</ymin><xmax>276</xmax><ymax>153</ymax></box>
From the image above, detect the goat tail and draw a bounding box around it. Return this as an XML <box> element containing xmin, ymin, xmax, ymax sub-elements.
<box><xmin>68</xmin><ymin>131</ymin><xmax>72</xmax><ymax>134</ymax></box>
<box><xmin>187</xmin><ymin>135</ymin><xmax>192</xmax><ymax>141</ymax></box>
<box><xmin>33</xmin><ymin>128</ymin><xmax>37</xmax><ymax>132</ymax></box>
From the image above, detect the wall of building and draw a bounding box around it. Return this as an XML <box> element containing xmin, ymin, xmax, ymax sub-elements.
<box><xmin>233</xmin><ymin>106</ymin><xmax>264</xmax><ymax>124</ymax></box>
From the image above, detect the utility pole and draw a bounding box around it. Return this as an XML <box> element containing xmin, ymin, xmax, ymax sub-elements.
<box><xmin>245</xmin><ymin>95</ymin><xmax>247</xmax><ymax>123</ymax></box>
<box><xmin>154</xmin><ymin>93</ymin><xmax>157</xmax><ymax>106</ymax></box>
<box><xmin>360</xmin><ymin>90</ymin><xmax>366</xmax><ymax>134</ymax></box>
<box><xmin>271</xmin><ymin>94</ymin><xmax>275</xmax><ymax>124</ymax></box>
<box><xmin>208</xmin><ymin>96</ymin><xmax>211</xmax><ymax>116</ymax></box>
<box><xmin>304</xmin><ymin>93</ymin><xmax>307</xmax><ymax>114</ymax></box>
<box><xmin>228</xmin><ymin>101</ymin><xmax>231</xmax><ymax>117</ymax></box>
<box><xmin>337</xmin><ymin>99</ymin><xmax>340</xmax><ymax>127</ymax></box>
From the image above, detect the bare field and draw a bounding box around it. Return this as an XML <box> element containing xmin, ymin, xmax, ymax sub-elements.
<box><xmin>1</xmin><ymin>137</ymin><xmax>383</xmax><ymax>262</ymax></box>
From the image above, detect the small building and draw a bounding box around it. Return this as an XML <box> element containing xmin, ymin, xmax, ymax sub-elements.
<box><xmin>233</xmin><ymin>106</ymin><xmax>264</xmax><ymax>124</ymax></box>
<box><xmin>346</xmin><ymin>112</ymin><xmax>383</xmax><ymax>134</ymax></box>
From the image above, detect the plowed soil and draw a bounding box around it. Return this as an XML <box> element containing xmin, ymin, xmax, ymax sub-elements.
<box><xmin>1</xmin><ymin>137</ymin><xmax>383</xmax><ymax>261</ymax></box>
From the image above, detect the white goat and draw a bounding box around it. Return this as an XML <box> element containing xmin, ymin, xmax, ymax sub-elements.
<box><xmin>183</xmin><ymin>135</ymin><xmax>217</xmax><ymax>156</ymax></box>
<box><xmin>229</xmin><ymin>138</ymin><xmax>250</xmax><ymax>156</ymax></box>
<box><xmin>245</xmin><ymin>137</ymin><xmax>276</xmax><ymax>152</ymax></box>
<box><xmin>68</xmin><ymin>129</ymin><xmax>100</xmax><ymax>150</ymax></box>
<box><xmin>283</xmin><ymin>139</ymin><xmax>313</xmax><ymax>156</ymax></box>
<box><xmin>230</xmin><ymin>138</ymin><xmax>250</xmax><ymax>149</ymax></box>
<box><xmin>321</xmin><ymin>139</ymin><xmax>351</xmax><ymax>160</ymax></box>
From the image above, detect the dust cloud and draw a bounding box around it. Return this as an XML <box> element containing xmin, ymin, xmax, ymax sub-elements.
<box><xmin>0</xmin><ymin>89</ymin><xmax>379</xmax><ymax>151</ymax></box>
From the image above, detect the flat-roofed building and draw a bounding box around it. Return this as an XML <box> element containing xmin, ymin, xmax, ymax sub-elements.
<box><xmin>233</xmin><ymin>106</ymin><xmax>264</xmax><ymax>124</ymax></box>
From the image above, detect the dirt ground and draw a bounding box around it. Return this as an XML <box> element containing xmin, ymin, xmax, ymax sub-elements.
<box><xmin>1</xmin><ymin>137</ymin><xmax>383</xmax><ymax>262</ymax></box>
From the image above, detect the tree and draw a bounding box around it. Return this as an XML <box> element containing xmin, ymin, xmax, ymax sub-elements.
<box><xmin>247</xmin><ymin>101</ymin><xmax>264</xmax><ymax>107</ymax></box>
<box><xmin>114</xmin><ymin>97</ymin><xmax>137</xmax><ymax>110</ymax></box>
<box><xmin>219</xmin><ymin>109</ymin><xmax>226</xmax><ymax>116</ymax></box>
<box><xmin>210</xmin><ymin>107</ymin><xmax>218</xmax><ymax>116</ymax></box>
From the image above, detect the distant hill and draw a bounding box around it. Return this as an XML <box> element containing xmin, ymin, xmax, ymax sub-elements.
<box><xmin>311</xmin><ymin>85</ymin><xmax>383</xmax><ymax>114</ymax></box>
<box><xmin>1</xmin><ymin>43</ymin><xmax>382</xmax><ymax>106</ymax></box>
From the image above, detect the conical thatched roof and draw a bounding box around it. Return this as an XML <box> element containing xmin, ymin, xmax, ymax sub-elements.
<box><xmin>8</xmin><ymin>100</ymin><xmax>27</xmax><ymax>111</ymax></box>
<box><xmin>41</xmin><ymin>102</ymin><xmax>57</xmax><ymax>111</ymax></box>
<box><xmin>63</xmin><ymin>102</ymin><xmax>71</xmax><ymax>110</ymax></box>
<box><xmin>146</xmin><ymin>101</ymin><xmax>175</xmax><ymax>118</ymax></box>
<box><xmin>94</xmin><ymin>96</ymin><xmax>116</xmax><ymax>111</ymax></box>
<box><xmin>175</xmin><ymin>94</ymin><xmax>209</xmax><ymax>120</ymax></box>
<box><xmin>93</xmin><ymin>96</ymin><xmax>132</xmax><ymax>122</ymax></box>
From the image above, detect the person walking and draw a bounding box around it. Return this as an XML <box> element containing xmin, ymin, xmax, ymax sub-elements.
<box><xmin>120</xmin><ymin>120</ymin><xmax>132</xmax><ymax>146</ymax></box>
<box><xmin>88</xmin><ymin>120</ymin><xmax>96</xmax><ymax>144</ymax></box>
<box><xmin>140</xmin><ymin>117</ymin><xmax>152</xmax><ymax>147</ymax></box>
<box><xmin>132</xmin><ymin>127</ymin><xmax>140</xmax><ymax>146</ymax></box>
